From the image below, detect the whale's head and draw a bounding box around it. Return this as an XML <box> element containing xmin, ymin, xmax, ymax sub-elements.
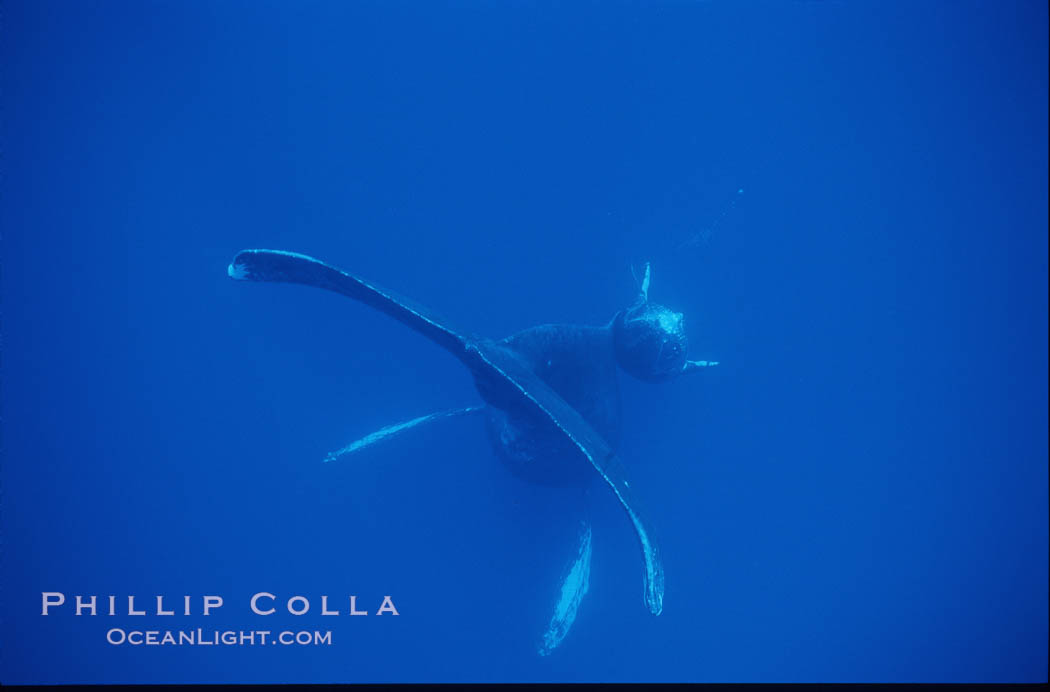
<box><xmin>613</xmin><ymin>301</ymin><xmax>689</xmax><ymax>383</ymax></box>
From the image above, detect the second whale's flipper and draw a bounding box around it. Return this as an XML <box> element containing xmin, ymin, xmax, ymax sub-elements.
<box><xmin>324</xmin><ymin>406</ymin><xmax>484</xmax><ymax>463</ymax></box>
<box><xmin>683</xmin><ymin>359</ymin><xmax>720</xmax><ymax>372</ymax></box>
<box><xmin>629</xmin><ymin>261</ymin><xmax>652</xmax><ymax>303</ymax></box>
<box><xmin>229</xmin><ymin>249</ymin><xmax>664</xmax><ymax>616</ymax></box>
<box><xmin>539</xmin><ymin>521</ymin><xmax>593</xmax><ymax>656</ymax></box>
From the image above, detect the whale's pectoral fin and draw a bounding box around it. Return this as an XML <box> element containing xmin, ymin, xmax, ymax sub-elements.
<box><xmin>324</xmin><ymin>406</ymin><xmax>484</xmax><ymax>464</ymax></box>
<box><xmin>228</xmin><ymin>249</ymin><xmax>473</xmax><ymax>361</ymax></box>
<box><xmin>468</xmin><ymin>341</ymin><xmax>665</xmax><ymax>616</ymax></box>
<box><xmin>539</xmin><ymin>521</ymin><xmax>593</xmax><ymax>656</ymax></box>
<box><xmin>683</xmin><ymin>359</ymin><xmax>720</xmax><ymax>373</ymax></box>
<box><xmin>629</xmin><ymin>261</ymin><xmax>652</xmax><ymax>302</ymax></box>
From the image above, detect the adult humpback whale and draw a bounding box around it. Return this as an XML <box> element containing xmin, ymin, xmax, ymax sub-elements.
<box><xmin>228</xmin><ymin>249</ymin><xmax>718</xmax><ymax>653</ymax></box>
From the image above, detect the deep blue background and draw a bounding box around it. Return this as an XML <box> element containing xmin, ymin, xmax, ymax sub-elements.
<box><xmin>2</xmin><ymin>0</ymin><xmax>1047</xmax><ymax>684</ymax></box>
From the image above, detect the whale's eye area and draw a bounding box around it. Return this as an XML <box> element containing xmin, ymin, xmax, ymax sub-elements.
<box><xmin>614</xmin><ymin>302</ymin><xmax>689</xmax><ymax>382</ymax></box>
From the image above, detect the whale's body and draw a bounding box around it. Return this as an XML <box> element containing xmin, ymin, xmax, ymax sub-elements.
<box><xmin>485</xmin><ymin>323</ymin><xmax>621</xmax><ymax>487</ymax></box>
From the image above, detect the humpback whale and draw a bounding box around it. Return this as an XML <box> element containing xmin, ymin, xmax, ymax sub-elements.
<box><xmin>228</xmin><ymin>249</ymin><xmax>718</xmax><ymax>654</ymax></box>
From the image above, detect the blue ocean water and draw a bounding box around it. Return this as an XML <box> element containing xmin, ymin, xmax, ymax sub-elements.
<box><xmin>2</xmin><ymin>0</ymin><xmax>1047</xmax><ymax>684</ymax></box>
